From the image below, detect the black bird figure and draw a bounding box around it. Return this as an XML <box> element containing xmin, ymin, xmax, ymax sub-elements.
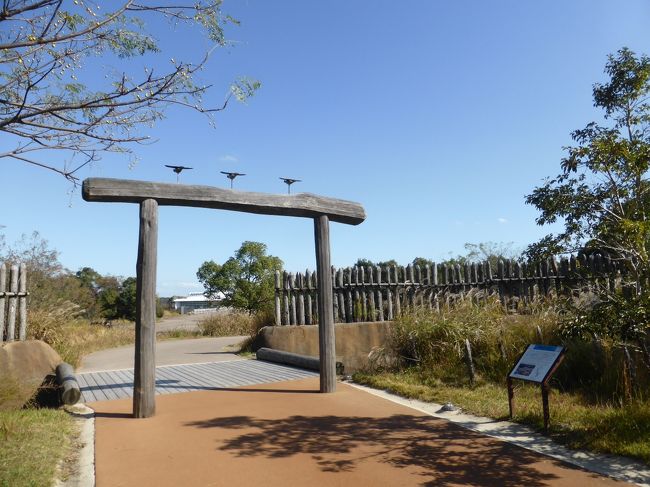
<box><xmin>220</xmin><ymin>171</ymin><xmax>246</xmax><ymax>189</ymax></box>
<box><xmin>164</xmin><ymin>164</ymin><xmax>193</xmax><ymax>183</ymax></box>
<box><xmin>280</xmin><ymin>177</ymin><xmax>302</xmax><ymax>194</ymax></box>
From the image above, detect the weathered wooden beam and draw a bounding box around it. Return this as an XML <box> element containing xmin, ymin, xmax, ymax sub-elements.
<box><xmin>133</xmin><ymin>199</ymin><xmax>158</xmax><ymax>418</ymax></box>
<box><xmin>83</xmin><ymin>178</ymin><xmax>366</xmax><ymax>225</ymax></box>
<box><xmin>314</xmin><ymin>215</ymin><xmax>336</xmax><ymax>393</ymax></box>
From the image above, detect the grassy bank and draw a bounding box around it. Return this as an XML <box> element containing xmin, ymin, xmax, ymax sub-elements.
<box><xmin>0</xmin><ymin>408</ymin><xmax>74</xmax><ymax>486</ymax></box>
<box><xmin>27</xmin><ymin>307</ymin><xmax>268</xmax><ymax>367</ymax></box>
<box><xmin>355</xmin><ymin>296</ymin><xmax>650</xmax><ymax>464</ymax></box>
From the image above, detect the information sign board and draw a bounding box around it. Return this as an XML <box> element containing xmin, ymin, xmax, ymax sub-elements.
<box><xmin>509</xmin><ymin>344</ymin><xmax>564</xmax><ymax>383</ymax></box>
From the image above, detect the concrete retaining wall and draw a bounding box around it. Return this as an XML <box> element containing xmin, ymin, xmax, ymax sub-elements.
<box><xmin>255</xmin><ymin>321</ymin><xmax>392</xmax><ymax>373</ymax></box>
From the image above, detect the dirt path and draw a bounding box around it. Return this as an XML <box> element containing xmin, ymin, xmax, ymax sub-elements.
<box><xmin>91</xmin><ymin>377</ymin><xmax>625</xmax><ymax>487</ymax></box>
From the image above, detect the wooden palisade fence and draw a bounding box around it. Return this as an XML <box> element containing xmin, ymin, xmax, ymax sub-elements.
<box><xmin>275</xmin><ymin>253</ymin><xmax>628</xmax><ymax>325</ymax></box>
<box><xmin>0</xmin><ymin>262</ymin><xmax>28</xmax><ymax>342</ymax></box>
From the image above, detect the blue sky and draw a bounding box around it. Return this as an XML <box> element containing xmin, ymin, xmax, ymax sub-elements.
<box><xmin>3</xmin><ymin>1</ymin><xmax>650</xmax><ymax>296</ymax></box>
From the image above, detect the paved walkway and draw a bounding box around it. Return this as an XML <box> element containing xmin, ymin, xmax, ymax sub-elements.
<box><xmin>91</xmin><ymin>377</ymin><xmax>627</xmax><ymax>487</ymax></box>
<box><xmin>77</xmin><ymin>359</ymin><xmax>318</xmax><ymax>402</ymax></box>
<box><xmin>78</xmin><ymin>336</ymin><xmax>246</xmax><ymax>372</ymax></box>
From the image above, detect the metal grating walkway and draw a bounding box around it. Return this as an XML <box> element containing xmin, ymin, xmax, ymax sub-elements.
<box><xmin>77</xmin><ymin>359</ymin><xmax>318</xmax><ymax>403</ymax></box>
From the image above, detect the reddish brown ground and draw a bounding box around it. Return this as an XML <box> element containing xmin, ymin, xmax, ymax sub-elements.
<box><xmin>92</xmin><ymin>377</ymin><xmax>624</xmax><ymax>487</ymax></box>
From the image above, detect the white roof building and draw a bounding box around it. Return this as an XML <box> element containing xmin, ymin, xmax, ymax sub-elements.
<box><xmin>172</xmin><ymin>292</ymin><xmax>224</xmax><ymax>314</ymax></box>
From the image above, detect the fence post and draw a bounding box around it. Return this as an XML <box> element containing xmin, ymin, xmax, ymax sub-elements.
<box><xmin>305</xmin><ymin>270</ymin><xmax>313</xmax><ymax>325</ymax></box>
<box><xmin>18</xmin><ymin>264</ymin><xmax>27</xmax><ymax>341</ymax></box>
<box><xmin>0</xmin><ymin>263</ymin><xmax>6</xmax><ymax>343</ymax></box>
<box><xmin>282</xmin><ymin>271</ymin><xmax>290</xmax><ymax>325</ymax></box>
<box><xmin>274</xmin><ymin>270</ymin><xmax>282</xmax><ymax>326</ymax></box>
<box><xmin>376</xmin><ymin>266</ymin><xmax>384</xmax><ymax>321</ymax></box>
<box><xmin>297</xmin><ymin>272</ymin><xmax>305</xmax><ymax>325</ymax></box>
<box><xmin>345</xmin><ymin>268</ymin><xmax>353</xmax><ymax>323</ymax></box>
<box><xmin>6</xmin><ymin>265</ymin><xmax>18</xmax><ymax>342</ymax></box>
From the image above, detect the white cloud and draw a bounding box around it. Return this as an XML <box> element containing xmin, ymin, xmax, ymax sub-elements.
<box><xmin>497</xmin><ymin>217</ymin><xmax>508</xmax><ymax>224</ymax></box>
<box><xmin>219</xmin><ymin>154</ymin><xmax>238</xmax><ymax>163</ymax></box>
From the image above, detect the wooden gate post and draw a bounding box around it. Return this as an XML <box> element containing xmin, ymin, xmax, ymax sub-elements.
<box><xmin>134</xmin><ymin>199</ymin><xmax>158</xmax><ymax>418</ymax></box>
<box><xmin>314</xmin><ymin>215</ymin><xmax>336</xmax><ymax>393</ymax></box>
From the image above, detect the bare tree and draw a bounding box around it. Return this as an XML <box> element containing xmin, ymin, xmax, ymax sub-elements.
<box><xmin>0</xmin><ymin>1</ymin><xmax>259</xmax><ymax>182</ymax></box>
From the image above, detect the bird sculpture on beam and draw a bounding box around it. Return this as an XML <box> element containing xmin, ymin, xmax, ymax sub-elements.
<box><xmin>220</xmin><ymin>171</ymin><xmax>246</xmax><ymax>189</ymax></box>
<box><xmin>164</xmin><ymin>165</ymin><xmax>193</xmax><ymax>183</ymax></box>
<box><xmin>280</xmin><ymin>177</ymin><xmax>302</xmax><ymax>194</ymax></box>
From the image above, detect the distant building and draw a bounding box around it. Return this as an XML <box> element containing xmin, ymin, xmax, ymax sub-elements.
<box><xmin>172</xmin><ymin>292</ymin><xmax>224</xmax><ymax>314</ymax></box>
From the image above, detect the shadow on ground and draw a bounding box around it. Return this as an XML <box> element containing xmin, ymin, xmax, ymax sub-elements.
<box><xmin>185</xmin><ymin>413</ymin><xmax>588</xmax><ymax>486</ymax></box>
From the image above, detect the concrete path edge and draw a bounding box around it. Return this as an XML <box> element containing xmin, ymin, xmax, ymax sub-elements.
<box><xmin>347</xmin><ymin>380</ymin><xmax>650</xmax><ymax>487</ymax></box>
<box><xmin>56</xmin><ymin>404</ymin><xmax>96</xmax><ymax>487</ymax></box>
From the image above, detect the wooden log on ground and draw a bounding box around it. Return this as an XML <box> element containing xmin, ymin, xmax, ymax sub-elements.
<box><xmin>56</xmin><ymin>362</ymin><xmax>81</xmax><ymax>405</ymax></box>
<box><xmin>83</xmin><ymin>178</ymin><xmax>366</xmax><ymax>225</ymax></box>
<box><xmin>314</xmin><ymin>215</ymin><xmax>336</xmax><ymax>393</ymax></box>
<box><xmin>256</xmin><ymin>348</ymin><xmax>343</xmax><ymax>374</ymax></box>
<box><xmin>134</xmin><ymin>198</ymin><xmax>158</xmax><ymax>418</ymax></box>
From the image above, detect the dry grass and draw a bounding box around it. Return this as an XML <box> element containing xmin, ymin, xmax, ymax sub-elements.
<box><xmin>198</xmin><ymin>310</ymin><xmax>270</xmax><ymax>338</ymax></box>
<box><xmin>28</xmin><ymin>304</ymin><xmax>135</xmax><ymax>367</ymax></box>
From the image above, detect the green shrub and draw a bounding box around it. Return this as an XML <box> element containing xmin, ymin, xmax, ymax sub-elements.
<box><xmin>156</xmin><ymin>298</ymin><xmax>164</xmax><ymax>319</ymax></box>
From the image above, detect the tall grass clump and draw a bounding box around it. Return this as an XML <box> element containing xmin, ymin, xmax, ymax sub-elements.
<box><xmin>386</xmin><ymin>292</ymin><xmax>646</xmax><ymax>400</ymax></box>
<box><xmin>27</xmin><ymin>302</ymin><xmax>135</xmax><ymax>367</ymax></box>
<box><xmin>389</xmin><ymin>293</ymin><xmax>561</xmax><ymax>384</ymax></box>
<box><xmin>198</xmin><ymin>310</ymin><xmax>271</xmax><ymax>338</ymax></box>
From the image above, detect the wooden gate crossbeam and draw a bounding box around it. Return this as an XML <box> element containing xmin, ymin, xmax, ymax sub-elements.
<box><xmin>83</xmin><ymin>178</ymin><xmax>365</xmax><ymax>225</ymax></box>
<box><xmin>82</xmin><ymin>177</ymin><xmax>366</xmax><ymax>418</ymax></box>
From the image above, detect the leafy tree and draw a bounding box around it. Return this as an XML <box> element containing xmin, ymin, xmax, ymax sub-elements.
<box><xmin>412</xmin><ymin>257</ymin><xmax>434</xmax><ymax>269</ymax></box>
<box><xmin>116</xmin><ymin>276</ymin><xmax>137</xmax><ymax>321</ymax></box>
<box><xmin>376</xmin><ymin>259</ymin><xmax>398</xmax><ymax>268</ymax></box>
<box><xmin>197</xmin><ymin>241</ymin><xmax>283</xmax><ymax>314</ymax></box>
<box><xmin>462</xmin><ymin>242</ymin><xmax>520</xmax><ymax>268</ymax></box>
<box><xmin>1</xmin><ymin>1</ymin><xmax>259</xmax><ymax>181</ymax></box>
<box><xmin>525</xmin><ymin>48</ymin><xmax>650</xmax><ymax>279</ymax></box>
<box><xmin>354</xmin><ymin>258</ymin><xmax>375</xmax><ymax>268</ymax></box>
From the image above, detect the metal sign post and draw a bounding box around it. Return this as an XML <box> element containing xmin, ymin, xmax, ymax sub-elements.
<box><xmin>507</xmin><ymin>344</ymin><xmax>566</xmax><ymax>432</ymax></box>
